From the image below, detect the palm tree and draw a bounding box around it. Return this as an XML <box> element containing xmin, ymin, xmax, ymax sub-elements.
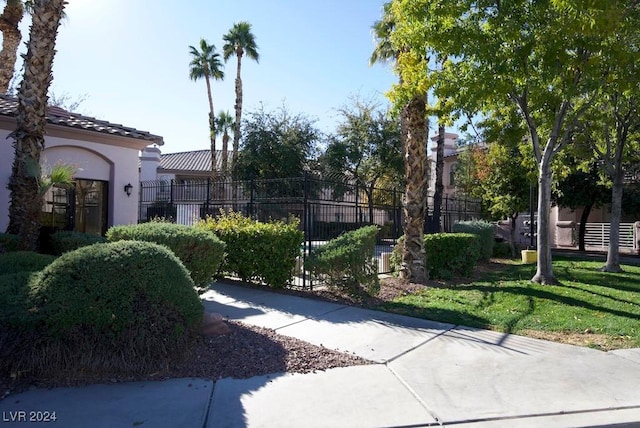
<box><xmin>215</xmin><ymin>110</ymin><xmax>234</xmax><ymax>177</ymax></box>
<box><xmin>189</xmin><ymin>38</ymin><xmax>224</xmax><ymax>179</ymax></box>
<box><xmin>371</xmin><ymin>3</ymin><xmax>428</xmax><ymax>283</ymax></box>
<box><xmin>222</xmin><ymin>21</ymin><xmax>259</xmax><ymax>175</ymax></box>
<box><xmin>6</xmin><ymin>0</ymin><xmax>66</xmax><ymax>250</ymax></box>
<box><xmin>0</xmin><ymin>0</ymin><xmax>25</xmax><ymax>93</ymax></box>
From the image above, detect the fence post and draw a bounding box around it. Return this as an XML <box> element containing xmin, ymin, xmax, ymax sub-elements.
<box><xmin>249</xmin><ymin>178</ymin><xmax>255</xmax><ymax>218</ymax></box>
<box><xmin>303</xmin><ymin>172</ymin><xmax>309</xmax><ymax>290</ymax></box>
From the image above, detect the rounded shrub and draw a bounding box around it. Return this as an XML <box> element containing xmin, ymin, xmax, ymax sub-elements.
<box><xmin>106</xmin><ymin>222</ymin><xmax>225</xmax><ymax>289</ymax></box>
<box><xmin>0</xmin><ymin>251</ymin><xmax>56</xmax><ymax>274</ymax></box>
<box><xmin>21</xmin><ymin>240</ymin><xmax>203</xmax><ymax>375</ymax></box>
<box><xmin>0</xmin><ymin>233</ymin><xmax>19</xmax><ymax>252</ymax></box>
<box><xmin>0</xmin><ymin>271</ymin><xmax>40</xmax><ymax>328</ymax></box>
<box><xmin>50</xmin><ymin>230</ymin><xmax>107</xmax><ymax>255</ymax></box>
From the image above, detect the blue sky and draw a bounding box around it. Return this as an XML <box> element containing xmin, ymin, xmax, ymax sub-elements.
<box><xmin>19</xmin><ymin>0</ymin><xmax>405</xmax><ymax>153</ymax></box>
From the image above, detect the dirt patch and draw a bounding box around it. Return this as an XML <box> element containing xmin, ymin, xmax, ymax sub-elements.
<box><xmin>521</xmin><ymin>330</ymin><xmax>635</xmax><ymax>351</ymax></box>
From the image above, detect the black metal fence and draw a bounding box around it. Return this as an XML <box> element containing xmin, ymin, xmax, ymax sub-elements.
<box><xmin>138</xmin><ymin>176</ymin><xmax>482</xmax><ymax>287</ymax></box>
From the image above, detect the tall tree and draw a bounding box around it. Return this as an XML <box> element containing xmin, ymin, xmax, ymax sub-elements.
<box><xmin>321</xmin><ymin>97</ymin><xmax>403</xmax><ymax>223</ymax></box>
<box><xmin>0</xmin><ymin>0</ymin><xmax>24</xmax><ymax>93</ymax></box>
<box><xmin>373</xmin><ymin>2</ymin><xmax>429</xmax><ymax>283</ymax></box>
<box><xmin>6</xmin><ymin>0</ymin><xmax>66</xmax><ymax>249</ymax></box>
<box><xmin>390</xmin><ymin>0</ymin><xmax>631</xmax><ymax>284</ymax></box>
<box><xmin>215</xmin><ymin>110</ymin><xmax>234</xmax><ymax>177</ymax></box>
<box><xmin>223</xmin><ymin>21</ymin><xmax>259</xmax><ymax>175</ymax></box>
<box><xmin>233</xmin><ymin>104</ymin><xmax>319</xmax><ymax>185</ymax></box>
<box><xmin>189</xmin><ymin>39</ymin><xmax>224</xmax><ymax>179</ymax></box>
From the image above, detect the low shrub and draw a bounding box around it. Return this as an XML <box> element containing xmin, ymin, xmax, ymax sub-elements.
<box><xmin>198</xmin><ymin>211</ymin><xmax>304</xmax><ymax>288</ymax></box>
<box><xmin>106</xmin><ymin>222</ymin><xmax>225</xmax><ymax>289</ymax></box>
<box><xmin>306</xmin><ymin>225</ymin><xmax>379</xmax><ymax>297</ymax></box>
<box><xmin>453</xmin><ymin>220</ymin><xmax>495</xmax><ymax>260</ymax></box>
<box><xmin>2</xmin><ymin>241</ymin><xmax>204</xmax><ymax>377</ymax></box>
<box><xmin>425</xmin><ymin>233</ymin><xmax>480</xmax><ymax>278</ymax></box>
<box><xmin>0</xmin><ymin>233</ymin><xmax>19</xmax><ymax>252</ymax></box>
<box><xmin>492</xmin><ymin>241</ymin><xmax>512</xmax><ymax>258</ymax></box>
<box><xmin>0</xmin><ymin>251</ymin><xmax>56</xmax><ymax>274</ymax></box>
<box><xmin>50</xmin><ymin>230</ymin><xmax>107</xmax><ymax>255</ymax></box>
<box><xmin>391</xmin><ymin>233</ymin><xmax>480</xmax><ymax>279</ymax></box>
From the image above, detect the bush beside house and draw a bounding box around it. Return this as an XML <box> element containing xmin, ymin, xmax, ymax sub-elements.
<box><xmin>1</xmin><ymin>241</ymin><xmax>203</xmax><ymax>377</ymax></box>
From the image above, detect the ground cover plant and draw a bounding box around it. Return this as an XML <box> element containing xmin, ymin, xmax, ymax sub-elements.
<box><xmin>378</xmin><ymin>257</ymin><xmax>640</xmax><ymax>350</ymax></box>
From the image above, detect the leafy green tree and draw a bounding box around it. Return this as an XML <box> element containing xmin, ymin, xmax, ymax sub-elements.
<box><xmin>6</xmin><ymin>0</ymin><xmax>66</xmax><ymax>249</ymax></box>
<box><xmin>389</xmin><ymin>0</ymin><xmax>635</xmax><ymax>284</ymax></box>
<box><xmin>321</xmin><ymin>97</ymin><xmax>402</xmax><ymax>224</ymax></box>
<box><xmin>223</xmin><ymin>21</ymin><xmax>259</xmax><ymax>175</ymax></box>
<box><xmin>552</xmin><ymin>157</ymin><xmax>609</xmax><ymax>252</ymax></box>
<box><xmin>455</xmin><ymin>113</ymin><xmax>532</xmax><ymax>257</ymax></box>
<box><xmin>189</xmin><ymin>38</ymin><xmax>224</xmax><ymax>179</ymax></box>
<box><xmin>233</xmin><ymin>104</ymin><xmax>320</xmax><ymax>196</ymax></box>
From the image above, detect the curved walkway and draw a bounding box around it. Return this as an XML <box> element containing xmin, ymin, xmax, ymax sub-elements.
<box><xmin>2</xmin><ymin>281</ymin><xmax>640</xmax><ymax>427</ymax></box>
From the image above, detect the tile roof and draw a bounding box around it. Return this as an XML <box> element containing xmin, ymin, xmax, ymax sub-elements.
<box><xmin>0</xmin><ymin>94</ymin><xmax>164</xmax><ymax>145</ymax></box>
<box><xmin>160</xmin><ymin>149</ymin><xmax>231</xmax><ymax>172</ymax></box>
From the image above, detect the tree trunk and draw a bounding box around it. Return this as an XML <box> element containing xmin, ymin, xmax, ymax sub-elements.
<box><xmin>431</xmin><ymin>122</ymin><xmax>445</xmax><ymax>233</ymax></box>
<box><xmin>531</xmin><ymin>150</ymin><xmax>557</xmax><ymax>284</ymax></box>
<box><xmin>222</xmin><ymin>133</ymin><xmax>229</xmax><ymax>176</ymax></box>
<box><xmin>602</xmin><ymin>167</ymin><xmax>624</xmax><ymax>272</ymax></box>
<box><xmin>204</xmin><ymin>75</ymin><xmax>217</xmax><ymax>182</ymax></box>
<box><xmin>0</xmin><ymin>0</ymin><xmax>24</xmax><ymax>94</ymax></box>
<box><xmin>232</xmin><ymin>52</ymin><xmax>243</xmax><ymax>175</ymax></box>
<box><xmin>7</xmin><ymin>0</ymin><xmax>66</xmax><ymax>249</ymax></box>
<box><xmin>400</xmin><ymin>95</ymin><xmax>428</xmax><ymax>284</ymax></box>
<box><xmin>509</xmin><ymin>213</ymin><xmax>518</xmax><ymax>258</ymax></box>
<box><xmin>578</xmin><ymin>202</ymin><xmax>593</xmax><ymax>252</ymax></box>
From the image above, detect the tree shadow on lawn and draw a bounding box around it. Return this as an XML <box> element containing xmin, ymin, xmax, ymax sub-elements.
<box><xmin>461</xmin><ymin>284</ymin><xmax>640</xmax><ymax>322</ymax></box>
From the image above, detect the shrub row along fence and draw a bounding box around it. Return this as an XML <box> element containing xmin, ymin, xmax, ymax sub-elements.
<box><xmin>139</xmin><ymin>176</ymin><xmax>482</xmax><ymax>288</ymax></box>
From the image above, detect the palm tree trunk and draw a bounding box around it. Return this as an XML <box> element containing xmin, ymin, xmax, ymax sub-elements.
<box><xmin>204</xmin><ymin>75</ymin><xmax>217</xmax><ymax>182</ymax></box>
<box><xmin>231</xmin><ymin>53</ymin><xmax>243</xmax><ymax>207</ymax></box>
<box><xmin>0</xmin><ymin>0</ymin><xmax>24</xmax><ymax>94</ymax></box>
<box><xmin>7</xmin><ymin>0</ymin><xmax>66</xmax><ymax>249</ymax></box>
<box><xmin>431</xmin><ymin>122</ymin><xmax>445</xmax><ymax>233</ymax></box>
<box><xmin>222</xmin><ymin>133</ymin><xmax>229</xmax><ymax>176</ymax></box>
<box><xmin>232</xmin><ymin>52</ymin><xmax>243</xmax><ymax>174</ymax></box>
<box><xmin>400</xmin><ymin>95</ymin><xmax>428</xmax><ymax>284</ymax></box>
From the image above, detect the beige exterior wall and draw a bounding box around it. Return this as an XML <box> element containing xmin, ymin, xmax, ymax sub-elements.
<box><xmin>0</xmin><ymin>117</ymin><xmax>154</xmax><ymax>233</ymax></box>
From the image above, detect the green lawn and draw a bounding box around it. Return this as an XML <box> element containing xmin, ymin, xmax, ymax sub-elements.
<box><xmin>380</xmin><ymin>257</ymin><xmax>640</xmax><ymax>350</ymax></box>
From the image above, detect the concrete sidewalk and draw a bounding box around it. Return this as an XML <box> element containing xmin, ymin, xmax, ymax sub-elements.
<box><xmin>2</xmin><ymin>281</ymin><xmax>640</xmax><ymax>427</ymax></box>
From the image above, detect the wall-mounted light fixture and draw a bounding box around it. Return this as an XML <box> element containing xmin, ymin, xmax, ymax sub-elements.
<box><xmin>124</xmin><ymin>183</ymin><xmax>133</xmax><ymax>197</ymax></box>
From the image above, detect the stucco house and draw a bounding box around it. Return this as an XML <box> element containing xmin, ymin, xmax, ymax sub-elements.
<box><xmin>0</xmin><ymin>94</ymin><xmax>163</xmax><ymax>235</ymax></box>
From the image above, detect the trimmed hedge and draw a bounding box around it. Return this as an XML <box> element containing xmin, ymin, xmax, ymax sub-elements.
<box><xmin>198</xmin><ymin>211</ymin><xmax>304</xmax><ymax>288</ymax></box>
<box><xmin>452</xmin><ymin>220</ymin><xmax>495</xmax><ymax>260</ymax></box>
<box><xmin>0</xmin><ymin>271</ymin><xmax>40</xmax><ymax>328</ymax></box>
<box><xmin>4</xmin><ymin>241</ymin><xmax>204</xmax><ymax>376</ymax></box>
<box><xmin>392</xmin><ymin>233</ymin><xmax>480</xmax><ymax>279</ymax></box>
<box><xmin>0</xmin><ymin>251</ymin><xmax>57</xmax><ymax>274</ymax></box>
<box><xmin>0</xmin><ymin>233</ymin><xmax>19</xmax><ymax>252</ymax></box>
<box><xmin>50</xmin><ymin>230</ymin><xmax>107</xmax><ymax>255</ymax></box>
<box><xmin>106</xmin><ymin>222</ymin><xmax>225</xmax><ymax>289</ymax></box>
<box><xmin>307</xmin><ymin>225</ymin><xmax>379</xmax><ymax>296</ymax></box>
